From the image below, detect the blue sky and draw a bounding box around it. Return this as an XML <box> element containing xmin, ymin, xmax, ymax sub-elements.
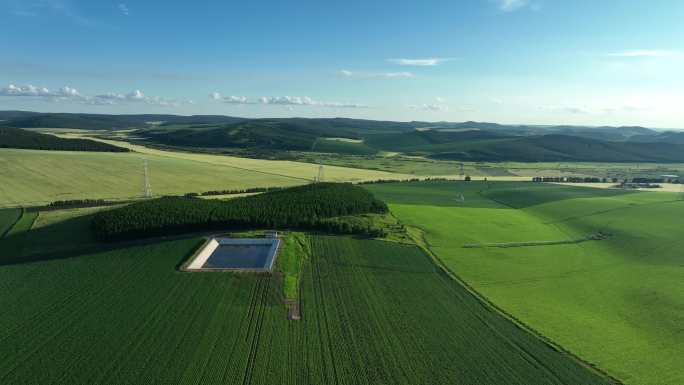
<box><xmin>1</xmin><ymin>0</ymin><xmax>683</xmax><ymax>128</ymax></box>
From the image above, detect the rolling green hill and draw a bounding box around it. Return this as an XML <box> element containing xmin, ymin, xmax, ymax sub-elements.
<box><xmin>0</xmin><ymin>112</ymin><xmax>245</xmax><ymax>130</ymax></box>
<box><xmin>428</xmin><ymin>134</ymin><xmax>684</xmax><ymax>162</ymax></box>
<box><xmin>3</xmin><ymin>111</ymin><xmax>682</xmax><ymax>161</ymax></box>
<box><xmin>0</xmin><ymin>127</ymin><xmax>128</xmax><ymax>152</ymax></box>
<box><xmin>367</xmin><ymin>180</ymin><xmax>684</xmax><ymax>385</ymax></box>
<box><xmin>137</xmin><ymin>121</ymin><xmax>681</xmax><ymax>162</ymax></box>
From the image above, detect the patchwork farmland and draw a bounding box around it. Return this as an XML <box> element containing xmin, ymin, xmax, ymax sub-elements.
<box><xmin>367</xmin><ymin>180</ymin><xmax>684</xmax><ymax>385</ymax></box>
<box><xmin>0</xmin><ymin>230</ymin><xmax>612</xmax><ymax>384</ymax></box>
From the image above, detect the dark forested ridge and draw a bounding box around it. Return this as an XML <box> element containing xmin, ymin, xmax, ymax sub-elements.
<box><xmin>3</xmin><ymin>110</ymin><xmax>684</xmax><ymax>162</ymax></box>
<box><xmin>427</xmin><ymin>134</ymin><xmax>684</xmax><ymax>163</ymax></box>
<box><xmin>0</xmin><ymin>127</ymin><xmax>128</xmax><ymax>152</ymax></box>
<box><xmin>0</xmin><ymin>111</ymin><xmax>245</xmax><ymax>130</ymax></box>
<box><xmin>92</xmin><ymin>183</ymin><xmax>389</xmax><ymax>241</ymax></box>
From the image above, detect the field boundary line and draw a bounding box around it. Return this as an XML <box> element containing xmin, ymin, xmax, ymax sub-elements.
<box><xmin>1</xmin><ymin>208</ymin><xmax>24</xmax><ymax>238</ymax></box>
<box><xmin>462</xmin><ymin>232</ymin><xmax>609</xmax><ymax>249</ymax></box>
<box><xmin>406</xmin><ymin>224</ymin><xmax>624</xmax><ymax>385</ymax></box>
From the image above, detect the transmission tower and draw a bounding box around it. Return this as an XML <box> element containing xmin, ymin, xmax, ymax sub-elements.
<box><xmin>315</xmin><ymin>163</ymin><xmax>325</xmax><ymax>183</ymax></box>
<box><xmin>455</xmin><ymin>163</ymin><xmax>465</xmax><ymax>202</ymax></box>
<box><xmin>143</xmin><ymin>158</ymin><xmax>152</xmax><ymax>198</ymax></box>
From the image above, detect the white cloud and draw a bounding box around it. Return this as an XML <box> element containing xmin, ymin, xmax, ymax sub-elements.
<box><xmin>1</xmin><ymin>83</ymin><xmax>188</xmax><ymax>107</ymax></box>
<box><xmin>126</xmin><ymin>89</ymin><xmax>145</xmax><ymax>100</ymax></box>
<box><xmin>209</xmin><ymin>93</ymin><xmax>367</xmax><ymax>108</ymax></box>
<box><xmin>59</xmin><ymin>86</ymin><xmax>81</xmax><ymax>97</ymax></box>
<box><xmin>223</xmin><ymin>95</ymin><xmax>250</xmax><ymax>104</ymax></box>
<box><xmin>209</xmin><ymin>93</ymin><xmax>253</xmax><ymax>104</ymax></box>
<box><xmin>1</xmin><ymin>84</ymin><xmax>51</xmax><ymax>97</ymax></box>
<box><xmin>259</xmin><ymin>96</ymin><xmax>367</xmax><ymax>108</ymax></box>
<box><xmin>91</xmin><ymin>89</ymin><xmax>182</xmax><ymax>106</ymax></box>
<box><xmin>338</xmin><ymin>69</ymin><xmax>414</xmax><ymax>78</ymax></box>
<box><xmin>388</xmin><ymin>58</ymin><xmax>450</xmax><ymax>66</ymax></box>
<box><xmin>542</xmin><ymin>104</ymin><xmax>654</xmax><ymax>115</ymax></box>
<box><xmin>607</xmin><ymin>50</ymin><xmax>681</xmax><ymax>58</ymax></box>
<box><xmin>435</xmin><ymin>97</ymin><xmax>445</xmax><ymax>103</ymax></box>
<box><xmin>383</xmin><ymin>72</ymin><xmax>414</xmax><ymax>78</ymax></box>
<box><xmin>0</xmin><ymin>84</ymin><xmax>83</xmax><ymax>99</ymax></box>
<box><xmin>541</xmin><ymin>105</ymin><xmax>591</xmax><ymax>114</ymax></box>
<box><xmin>498</xmin><ymin>0</ymin><xmax>530</xmax><ymax>12</ymax></box>
<box><xmin>408</xmin><ymin>104</ymin><xmax>449</xmax><ymax>112</ymax></box>
<box><xmin>118</xmin><ymin>3</ymin><xmax>129</xmax><ymax>16</ymax></box>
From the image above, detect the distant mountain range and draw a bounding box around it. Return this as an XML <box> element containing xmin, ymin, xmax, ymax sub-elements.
<box><xmin>1</xmin><ymin>111</ymin><xmax>683</xmax><ymax>162</ymax></box>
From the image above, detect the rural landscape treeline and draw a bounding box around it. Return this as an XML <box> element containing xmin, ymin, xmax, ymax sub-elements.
<box><xmin>92</xmin><ymin>183</ymin><xmax>389</xmax><ymax>241</ymax></box>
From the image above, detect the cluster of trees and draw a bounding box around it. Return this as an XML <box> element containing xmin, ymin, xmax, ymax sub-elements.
<box><xmin>358</xmin><ymin>177</ymin><xmax>452</xmax><ymax>185</ymax></box>
<box><xmin>47</xmin><ymin>199</ymin><xmax>107</xmax><ymax>208</ymax></box>
<box><xmin>92</xmin><ymin>183</ymin><xmax>389</xmax><ymax>241</ymax></box>
<box><xmin>632</xmin><ymin>177</ymin><xmax>681</xmax><ymax>184</ymax></box>
<box><xmin>319</xmin><ymin>218</ymin><xmax>387</xmax><ymax>238</ymax></box>
<box><xmin>533</xmin><ymin>176</ymin><xmax>682</xmax><ymax>184</ymax></box>
<box><xmin>190</xmin><ymin>186</ymin><xmax>284</xmax><ymax>197</ymax></box>
<box><xmin>0</xmin><ymin>127</ymin><xmax>129</xmax><ymax>152</ymax></box>
<box><xmin>532</xmin><ymin>176</ymin><xmax>615</xmax><ymax>183</ymax></box>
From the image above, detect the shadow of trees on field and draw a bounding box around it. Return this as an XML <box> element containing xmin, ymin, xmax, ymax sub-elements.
<box><xmin>0</xmin><ymin>213</ymin><xmax>201</xmax><ymax>267</ymax></box>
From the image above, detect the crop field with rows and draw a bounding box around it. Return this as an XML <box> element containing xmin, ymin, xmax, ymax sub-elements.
<box><xmin>0</xmin><ymin>229</ymin><xmax>610</xmax><ymax>384</ymax></box>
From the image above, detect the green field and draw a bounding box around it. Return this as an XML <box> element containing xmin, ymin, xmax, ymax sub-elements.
<box><xmin>367</xmin><ymin>181</ymin><xmax>684</xmax><ymax>385</ymax></box>
<box><xmin>310</xmin><ymin>137</ymin><xmax>378</xmax><ymax>155</ymax></box>
<box><xmin>0</xmin><ymin>208</ymin><xmax>21</xmax><ymax>236</ymax></box>
<box><xmin>0</xmin><ymin>211</ymin><xmax>611</xmax><ymax>384</ymax></box>
<box><xmin>0</xmin><ymin>145</ymin><xmax>406</xmax><ymax>207</ymax></box>
<box><xmin>295</xmin><ymin>151</ymin><xmax>684</xmax><ymax>180</ymax></box>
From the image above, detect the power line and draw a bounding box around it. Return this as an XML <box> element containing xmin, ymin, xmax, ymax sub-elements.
<box><xmin>315</xmin><ymin>162</ymin><xmax>324</xmax><ymax>183</ymax></box>
<box><xmin>143</xmin><ymin>158</ymin><xmax>152</xmax><ymax>198</ymax></box>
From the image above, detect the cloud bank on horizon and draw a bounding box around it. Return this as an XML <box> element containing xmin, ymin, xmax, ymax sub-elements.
<box><xmin>1</xmin><ymin>0</ymin><xmax>683</xmax><ymax>128</ymax></box>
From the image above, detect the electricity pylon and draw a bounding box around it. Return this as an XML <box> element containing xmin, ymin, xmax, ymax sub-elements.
<box><xmin>143</xmin><ymin>158</ymin><xmax>152</xmax><ymax>198</ymax></box>
<box><xmin>315</xmin><ymin>163</ymin><xmax>324</xmax><ymax>183</ymax></box>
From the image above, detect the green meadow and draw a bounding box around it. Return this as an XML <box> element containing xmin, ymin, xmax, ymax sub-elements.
<box><xmin>367</xmin><ymin>181</ymin><xmax>684</xmax><ymax>385</ymax></box>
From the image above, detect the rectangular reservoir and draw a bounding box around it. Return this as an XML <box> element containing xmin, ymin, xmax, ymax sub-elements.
<box><xmin>186</xmin><ymin>238</ymin><xmax>280</xmax><ymax>271</ymax></box>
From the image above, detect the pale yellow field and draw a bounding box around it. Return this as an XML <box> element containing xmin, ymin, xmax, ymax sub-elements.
<box><xmin>56</xmin><ymin>133</ymin><xmax>412</xmax><ymax>183</ymax></box>
<box><xmin>1</xmin><ymin>134</ymin><xmax>412</xmax><ymax>207</ymax></box>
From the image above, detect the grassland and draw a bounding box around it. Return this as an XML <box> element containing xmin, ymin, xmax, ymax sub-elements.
<box><xmin>310</xmin><ymin>137</ymin><xmax>377</xmax><ymax>155</ymax></box>
<box><xmin>6</xmin><ymin>210</ymin><xmax>38</xmax><ymax>237</ymax></box>
<box><xmin>59</xmin><ymin>133</ymin><xmax>411</xmax><ymax>182</ymax></box>
<box><xmin>367</xmin><ymin>180</ymin><xmax>684</xmax><ymax>385</ymax></box>
<box><xmin>295</xmin><ymin>151</ymin><xmax>684</xmax><ymax>180</ymax></box>
<box><xmin>0</xmin><ymin>208</ymin><xmax>21</xmax><ymax>236</ymax></box>
<box><xmin>275</xmin><ymin>232</ymin><xmax>309</xmax><ymax>300</ymax></box>
<box><xmin>0</xmin><ymin>140</ymin><xmax>407</xmax><ymax>207</ymax></box>
<box><xmin>0</xmin><ymin>209</ymin><xmax>611</xmax><ymax>384</ymax></box>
